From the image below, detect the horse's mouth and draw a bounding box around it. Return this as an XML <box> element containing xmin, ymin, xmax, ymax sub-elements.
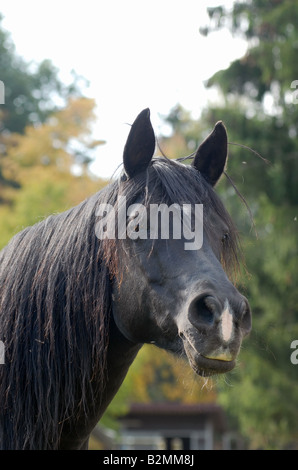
<box><xmin>189</xmin><ymin>353</ymin><xmax>236</xmax><ymax>377</ymax></box>
<box><xmin>181</xmin><ymin>335</ymin><xmax>236</xmax><ymax>377</ymax></box>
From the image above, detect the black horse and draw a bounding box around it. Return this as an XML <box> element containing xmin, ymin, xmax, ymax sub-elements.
<box><xmin>0</xmin><ymin>109</ymin><xmax>251</xmax><ymax>450</ymax></box>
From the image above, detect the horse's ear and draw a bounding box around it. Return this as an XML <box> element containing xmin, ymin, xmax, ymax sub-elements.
<box><xmin>193</xmin><ymin>121</ymin><xmax>228</xmax><ymax>186</ymax></box>
<box><xmin>123</xmin><ymin>108</ymin><xmax>155</xmax><ymax>178</ymax></box>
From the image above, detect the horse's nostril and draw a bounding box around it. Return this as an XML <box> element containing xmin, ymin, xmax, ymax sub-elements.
<box><xmin>188</xmin><ymin>295</ymin><xmax>219</xmax><ymax>328</ymax></box>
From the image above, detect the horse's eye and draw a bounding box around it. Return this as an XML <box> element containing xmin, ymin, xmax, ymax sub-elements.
<box><xmin>222</xmin><ymin>232</ymin><xmax>230</xmax><ymax>244</ymax></box>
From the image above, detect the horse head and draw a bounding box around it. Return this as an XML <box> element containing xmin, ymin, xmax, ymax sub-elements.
<box><xmin>107</xmin><ymin>108</ymin><xmax>251</xmax><ymax>377</ymax></box>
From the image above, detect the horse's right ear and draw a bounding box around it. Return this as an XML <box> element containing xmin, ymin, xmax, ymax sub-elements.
<box><xmin>193</xmin><ymin>121</ymin><xmax>228</xmax><ymax>186</ymax></box>
<box><xmin>123</xmin><ymin>108</ymin><xmax>155</xmax><ymax>178</ymax></box>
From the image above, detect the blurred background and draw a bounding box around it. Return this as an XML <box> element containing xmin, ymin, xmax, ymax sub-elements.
<box><xmin>0</xmin><ymin>0</ymin><xmax>297</xmax><ymax>450</ymax></box>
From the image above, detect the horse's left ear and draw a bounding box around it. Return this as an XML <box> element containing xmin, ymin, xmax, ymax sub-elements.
<box><xmin>193</xmin><ymin>121</ymin><xmax>228</xmax><ymax>186</ymax></box>
<box><xmin>123</xmin><ymin>108</ymin><xmax>155</xmax><ymax>178</ymax></box>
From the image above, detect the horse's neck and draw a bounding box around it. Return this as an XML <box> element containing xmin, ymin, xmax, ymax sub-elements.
<box><xmin>59</xmin><ymin>316</ymin><xmax>141</xmax><ymax>449</ymax></box>
<box><xmin>90</xmin><ymin>315</ymin><xmax>141</xmax><ymax>426</ymax></box>
<box><xmin>103</xmin><ymin>315</ymin><xmax>142</xmax><ymax>407</ymax></box>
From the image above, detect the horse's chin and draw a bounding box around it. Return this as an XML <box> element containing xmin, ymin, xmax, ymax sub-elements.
<box><xmin>182</xmin><ymin>336</ymin><xmax>236</xmax><ymax>377</ymax></box>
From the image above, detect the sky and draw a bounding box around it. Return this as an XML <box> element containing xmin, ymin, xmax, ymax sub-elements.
<box><xmin>0</xmin><ymin>0</ymin><xmax>247</xmax><ymax>178</ymax></box>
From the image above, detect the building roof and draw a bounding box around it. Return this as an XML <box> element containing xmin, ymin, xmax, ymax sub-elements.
<box><xmin>128</xmin><ymin>402</ymin><xmax>223</xmax><ymax>414</ymax></box>
<box><xmin>119</xmin><ymin>402</ymin><xmax>226</xmax><ymax>433</ymax></box>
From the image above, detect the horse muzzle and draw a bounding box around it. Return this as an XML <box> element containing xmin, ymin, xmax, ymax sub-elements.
<box><xmin>179</xmin><ymin>292</ymin><xmax>251</xmax><ymax>376</ymax></box>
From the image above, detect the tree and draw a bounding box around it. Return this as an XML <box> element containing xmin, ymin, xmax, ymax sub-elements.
<box><xmin>201</xmin><ymin>0</ymin><xmax>298</xmax><ymax>205</ymax></box>
<box><xmin>0</xmin><ymin>14</ymin><xmax>83</xmax><ymax>135</ymax></box>
<box><xmin>0</xmin><ymin>13</ymin><xmax>86</xmax><ymax>193</ymax></box>
<box><xmin>0</xmin><ymin>96</ymin><xmax>106</xmax><ymax>249</ymax></box>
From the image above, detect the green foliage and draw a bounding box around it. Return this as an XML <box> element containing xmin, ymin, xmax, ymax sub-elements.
<box><xmin>0</xmin><ymin>13</ymin><xmax>91</xmax><ymax>199</ymax></box>
<box><xmin>204</xmin><ymin>0</ymin><xmax>298</xmax><ymax>101</ymax></box>
<box><xmin>0</xmin><ymin>14</ymin><xmax>83</xmax><ymax>135</ymax></box>
<box><xmin>217</xmin><ymin>195</ymin><xmax>298</xmax><ymax>449</ymax></box>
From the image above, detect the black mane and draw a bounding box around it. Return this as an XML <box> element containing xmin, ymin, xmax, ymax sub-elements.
<box><xmin>0</xmin><ymin>192</ymin><xmax>112</xmax><ymax>449</ymax></box>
